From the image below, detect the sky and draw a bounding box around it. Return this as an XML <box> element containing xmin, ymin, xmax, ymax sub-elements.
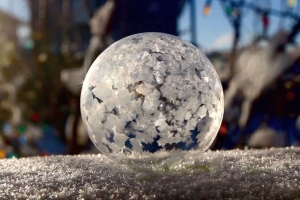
<box><xmin>0</xmin><ymin>0</ymin><xmax>299</xmax><ymax>51</ymax></box>
<box><xmin>178</xmin><ymin>0</ymin><xmax>300</xmax><ymax>52</ymax></box>
<box><xmin>178</xmin><ymin>0</ymin><xmax>233</xmax><ymax>51</ymax></box>
<box><xmin>0</xmin><ymin>0</ymin><xmax>30</xmax><ymax>22</ymax></box>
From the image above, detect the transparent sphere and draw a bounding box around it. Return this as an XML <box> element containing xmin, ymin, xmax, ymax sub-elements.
<box><xmin>80</xmin><ymin>33</ymin><xmax>223</xmax><ymax>158</ymax></box>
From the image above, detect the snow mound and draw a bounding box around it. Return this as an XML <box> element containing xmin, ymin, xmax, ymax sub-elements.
<box><xmin>0</xmin><ymin>148</ymin><xmax>300</xmax><ymax>199</ymax></box>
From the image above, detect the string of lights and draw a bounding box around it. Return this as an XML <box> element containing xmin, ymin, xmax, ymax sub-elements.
<box><xmin>202</xmin><ymin>0</ymin><xmax>300</xmax><ymax>75</ymax></box>
<box><xmin>203</xmin><ymin>0</ymin><xmax>299</xmax><ymax>19</ymax></box>
<box><xmin>203</xmin><ymin>0</ymin><xmax>300</xmax><ymax>35</ymax></box>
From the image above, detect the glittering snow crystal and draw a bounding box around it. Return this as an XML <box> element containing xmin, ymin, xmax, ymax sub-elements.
<box><xmin>80</xmin><ymin>32</ymin><xmax>224</xmax><ymax>157</ymax></box>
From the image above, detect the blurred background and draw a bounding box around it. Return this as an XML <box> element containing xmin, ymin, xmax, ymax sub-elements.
<box><xmin>0</xmin><ymin>0</ymin><xmax>300</xmax><ymax>158</ymax></box>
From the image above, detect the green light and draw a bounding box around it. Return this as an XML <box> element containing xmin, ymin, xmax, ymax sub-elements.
<box><xmin>18</xmin><ymin>125</ymin><xmax>26</xmax><ymax>134</ymax></box>
<box><xmin>22</xmin><ymin>39</ymin><xmax>34</xmax><ymax>50</ymax></box>
<box><xmin>225</xmin><ymin>6</ymin><xmax>233</xmax><ymax>15</ymax></box>
<box><xmin>7</xmin><ymin>152</ymin><xmax>18</xmax><ymax>159</ymax></box>
<box><xmin>41</xmin><ymin>123</ymin><xmax>51</xmax><ymax>132</ymax></box>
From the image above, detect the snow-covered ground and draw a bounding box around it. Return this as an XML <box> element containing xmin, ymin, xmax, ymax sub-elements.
<box><xmin>0</xmin><ymin>148</ymin><xmax>300</xmax><ymax>199</ymax></box>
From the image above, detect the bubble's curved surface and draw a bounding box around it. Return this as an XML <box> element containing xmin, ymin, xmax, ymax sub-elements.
<box><xmin>80</xmin><ymin>32</ymin><xmax>223</xmax><ymax>156</ymax></box>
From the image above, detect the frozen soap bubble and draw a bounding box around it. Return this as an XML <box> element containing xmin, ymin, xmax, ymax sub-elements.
<box><xmin>80</xmin><ymin>32</ymin><xmax>223</xmax><ymax>159</ymax></box>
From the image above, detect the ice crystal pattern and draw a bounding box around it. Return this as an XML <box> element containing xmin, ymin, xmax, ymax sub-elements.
<box><xmin>80</xmin><ymin>32</ymin><xmax>224</xmax><ymax>155</ymax></box>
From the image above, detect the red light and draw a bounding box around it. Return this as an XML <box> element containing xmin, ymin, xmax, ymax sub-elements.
<box><xmin>31</xmin><ymin>112</ymin><xmax>40</xmax><ymax>123</ymax></box>
<box><xmin>219</xmin><ymin>122</ymin><xmax>228</xmax><ymax>135</ymax></box>
<box><xmin>40</xmin><ymin>152</ymin><xmax>50</xmax><ymax>156</ymax></box>
<box><xmin>262</xmin><ymin>13</ymin><xmax>269</xmax><ymax>27</ymax></box>
<box><xmin>286</xmin><ymin>91</ymin><xmax>295</xmax><ymax>101</ymax></box>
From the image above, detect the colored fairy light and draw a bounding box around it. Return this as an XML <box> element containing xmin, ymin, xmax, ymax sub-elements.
<box><xmin>2</xmin><ymin>122</ymin><xmax>12</xmax><ymax>135</ymax></box>
<box><xmin>31</xmin><ymin>113</ymin><xmax>40</xmax><ymax>123</ymax></box>
<box><xmin>40</xmin><ymin>152</ymin><xmax>50</xmax><ymax>156</ymax></box>
<box><xmin>203</xmin><ymin>6</ymin><xmax>212</xmax><ymax>16</ymax></box>
<box><xmin>286</xmin><ymin>91</ymin><xmax>295</xmax><ymax>101</ymax></box>
<box><xmin>18</xmin><ymin>135</ymin><xmax>27</xmax><ymax>144</ymax></box>
<box><xmin>219</xmin><ymin>122</ymin><xmax>228</xmax><ymax>136</ymax></box>
<box><xmin>262</xmin><ymin>12</ymin><xmax>269</xmax><ymax>27</ymax></box>
<box><xmin>7</xmin><ymin>152</ymin><xmax>18</xmax><ymax>159</ymax></box>
<box><xmin>41</xmin><ymin>123</ymin><xmax>51</xmax><ymax>132</ymax></box>
<box><xmin>225</xmin><ymin>5</ymin><xmax>233</xmax><ymax>16</ymax></box>
<box><xmin>0</xmin><ymin>150</ymin><xmax>6</xmax><ymax>159</ymax></box>
<box><xmin>18</xmin><ymin>125</ymin><xmax>27</xmax><ymax>134</ymax></box>
<box><xmin>203</xmin><ymin>0</ymin><xmax>212</xmax><ymax>16</ymax></box>
<box><xmin>287</xmin><ymin>0</ymin><xmax>297</xmax><ymax>7</ymax></box>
